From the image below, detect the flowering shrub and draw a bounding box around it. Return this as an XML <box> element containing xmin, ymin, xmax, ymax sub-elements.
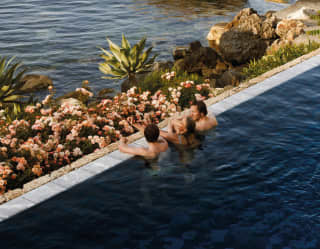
<box><xmin>134</xmin><ymin>69</ymin><xmax>203</xmax><ymax>94</ymax></box>
<box><xmin>0</xmin><ymin>72</ymin><xmax>214</xmax><ymax>194</ymax></box>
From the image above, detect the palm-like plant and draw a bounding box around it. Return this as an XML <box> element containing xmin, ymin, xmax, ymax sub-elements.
<box><xmin>99</xmin><ymin>35</ymin><xmax>158</xmax><ymax>85</ymax></box>
<box><xmin>0</xmin><ymin>57</ymin><xmax>26</xmax><ymax>108</ymax></box>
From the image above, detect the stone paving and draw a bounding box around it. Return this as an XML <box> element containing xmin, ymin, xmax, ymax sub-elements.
<box><xmin>0</xmin><ymin>54</ymin><xmax>319</xmax><ymax>223</ymax></box>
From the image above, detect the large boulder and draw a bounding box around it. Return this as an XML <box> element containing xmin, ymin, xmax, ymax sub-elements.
<box><xmin>20</xmin><ymin>74</ymin><xmax>53</xmax><ymax>92</ymax></box>
<box><xmin>225</xmin><ymin>8</ymin><xmax>278</xmax><ymax>40</ymax></box>
<box><xmin>173</xmin><ymin>41</ymin><xmax>221</xmax><ymax>75</ymax></box>
<box><xmin>276</xmin><ymin>19</ymin><xmax>306</xmax><ymax>41</ymax></box>
<box><xmin>207</xmin><ymin>8</ymin><xmax>279</xmax><ymax>65</ymax></box>
<box><xmin>219</xmin><ymin>30</ymin><xmax>268</xmax><ymax>65</ymax></box>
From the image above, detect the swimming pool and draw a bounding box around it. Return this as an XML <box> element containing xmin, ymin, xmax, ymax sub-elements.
<box><xmin>0</xmin><ymin>65</ymin><xmax>319</xmax><ymax>248</ymax></box>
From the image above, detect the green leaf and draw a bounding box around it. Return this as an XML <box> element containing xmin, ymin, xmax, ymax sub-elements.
<box><xmin>3</xmin><ymin>94</ymin><xmax>21</xmax><ymax>102</ymax></box>
<box><xmin>99</xmin><ymin>47</ymin><xmax>113</xmax><ymax>59</ymax></box>
<box><xmin>121</xmin><ymin>34</ymin><xmax>131</xmax><ymax>50</ymax></box>
<box><xmin>107</xmin><ymin>38</ymin><xmax>122</xmax><ymax>61</ymax></box>
<box><xmin>138</xmin><ymin>47</ymin><xmax>153</xmax><ymax>68</ymax></box>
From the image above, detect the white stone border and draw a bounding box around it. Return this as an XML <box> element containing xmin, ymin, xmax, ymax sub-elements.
<box><xmin>0</xmin><ymin>54</ymin><xmax>320</xmax><ymax>223</ymax></box>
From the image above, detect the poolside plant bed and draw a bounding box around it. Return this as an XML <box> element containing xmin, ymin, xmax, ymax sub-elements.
<box><xmin>0</xmin><ymin>74</ymin><xmax>212</xmax><ymax>195</ymax></box>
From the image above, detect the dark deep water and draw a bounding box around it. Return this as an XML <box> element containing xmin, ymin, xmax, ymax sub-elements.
<box><xmin>0</xmin><ymin>64</ymin><xmax>319</xmax><ymax>248</ymax></box>
<box><xmin>0</xmin><ymin>0</ymin><xmax>294</xmax><ymax>97</ymax></box>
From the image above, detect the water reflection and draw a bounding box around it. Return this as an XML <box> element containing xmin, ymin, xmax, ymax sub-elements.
<box><xmin>134</xmin><ymin>0</ymin><xmax>248</xmax><ymax>19</ymax></box>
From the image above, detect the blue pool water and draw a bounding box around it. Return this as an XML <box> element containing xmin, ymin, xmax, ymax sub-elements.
<box><xmin>0</xmin><ymin>64</ymin><xmax>319</xmax><ymax>248</ymax></box>
<box><xmin>0</xmin><ymin>0</ymin><xmax>292</xmax><ymax>97</ymax></box>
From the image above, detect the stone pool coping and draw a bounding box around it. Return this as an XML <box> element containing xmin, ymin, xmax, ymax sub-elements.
<box><xmin>0</xmin><ymin>48</ymin><xmax>320</xmax><ymax>222</ymax></box>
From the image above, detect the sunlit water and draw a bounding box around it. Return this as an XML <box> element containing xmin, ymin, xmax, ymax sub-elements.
<box><xmin>0</xmin><ymin>63</ymin><xmax>319</xmax><ymax>249</ymax></box>
<box><xmin>0</xmin><ymin>0</ymin><xmax>295</xmax><ymax>97</ymax></box>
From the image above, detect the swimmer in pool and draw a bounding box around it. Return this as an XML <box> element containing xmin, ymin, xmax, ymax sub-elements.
<box><xmin>169</xmin><ymin>101</ymin><xmax>217</xmax><ymax>133</ymax></box>
<box><xmin>119</xmin><ymin>124</ymin><xmax>168</xmax><ymax>159</ymax></box>
<box><xmin>190</xmin><ymin>100</ymin><xmax>218</xmax><ymax>132</ymax></box>
<box><xmin>160</xmin><ymin>116</ymin><xmax>200</xmax><ymax>148</ymax></box>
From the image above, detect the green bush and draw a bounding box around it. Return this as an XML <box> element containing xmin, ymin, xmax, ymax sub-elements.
<box><xmin>135</xmin><ymin>69</ymin><xmax>203</xmax><ymax>95</ymax></box>
<box><xmin>242</xmin><ymin>42</ymin><xmax>320</xmax><ymax>80</ymax></box>
<box><xmin>306</xmin><ymin>29</ymin><xmax>320</xmax><ymax>36</ymax></box>
<box><xmin>310</xmin><ymin>11</ymin><xmax>320</xmax><ymax>25</ymax></box>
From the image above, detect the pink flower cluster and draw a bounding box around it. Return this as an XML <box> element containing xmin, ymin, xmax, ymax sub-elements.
<box><xmin>161</xmin><ymin>71</ymin><xmax>176</xmax><ymax>80</ymax></box>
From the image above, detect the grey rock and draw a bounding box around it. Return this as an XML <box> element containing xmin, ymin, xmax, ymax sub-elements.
<box><xmin>216</xmin><ymin>69</ymin><xmax>243</xmax><ymax>88</ymax></box>
<box><xmin>172</xmin><ymin>46</ymin><xmax>189</xmax><ymax>60</ymax></box>
<box><xmin>20</xmin><ymin>74</ymin><xmax>53</xmax><ymax>92</ymax></box>
<box><xmin>173</xmin><ymin>41</ymin><xmax>220</xmax><ymax>74</ymax></box>
<box><xmin>219</xmin><ymin>30</ymin><xmax>268</xmax><ymax>65</ymax></box>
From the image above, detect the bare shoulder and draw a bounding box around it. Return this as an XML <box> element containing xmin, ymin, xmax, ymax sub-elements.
<box><xmin>196</xmin><ymin>116</ymin><xmax>218</xmax><ymax>132</ymax></box>
<box><xmin>207</xmin><ymin>115</ymin><xmax>218</xmax><ymax>126</ymax></box>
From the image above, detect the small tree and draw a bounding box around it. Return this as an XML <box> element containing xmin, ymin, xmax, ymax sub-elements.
<box><xmin>99</xmin><ymin>35</ymin><xmax>158</xmax><ymax>86</ymax></box>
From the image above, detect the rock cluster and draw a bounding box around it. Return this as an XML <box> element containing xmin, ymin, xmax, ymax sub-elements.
<box><xmin>174</xmin><ymin>2</ymin><xmax>320</xmax><ymax>90</ymax></box>
<box><xmin>172</xmin><ymin>41</ymin><xmax>242</xmax><ymax>87</ymax></box>
<box><xmin>173</xmin><ymin>41</ymin><xmax>222</xmax><ymax>76</ymax></box>
<box><xmin>208</xmin><ymin>8</ymin><xmax>280</xmax><ymax>65</ymax></box>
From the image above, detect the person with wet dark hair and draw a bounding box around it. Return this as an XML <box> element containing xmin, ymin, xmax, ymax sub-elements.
<box><xmin>160</xmin><ymin>116</ymin><xmax>200</xmax><ymax>147</ymax></box>
<box><xmin>190</xmin><ymin>100</ymin><xmax>217</xmax><ymax>132</ymax></box>
<box><xmin>119</xmin><ymin>124</ymin><xmax>168</xmax><ymax>159</ymax></box>
<box><xmin>144</xmin><ymin>124</ymin><xmax>159</xmax><ymax>143</ymax></box>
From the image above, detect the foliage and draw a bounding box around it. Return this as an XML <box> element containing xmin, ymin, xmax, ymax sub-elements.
<box><xmin>133</xmin><ymin>69</ymin><xmax>208</xmax><ymax>109</ymax></box>
<box><xmin>0</xmin><ymin>57</ymin><xmax>27</xmax><ymax>114</ymax></box>
<box><xmin>99</xmin><ymin>35</ymin><xmax>158</xmax><ymax>80</ymax></box>
<box><xmin>135</xmin><ymin>69</ymin><xmax>203</xmax><ymax>93</ymax></box>
<box><xmin>306</xmin><ymin>29</ymin><xmax>320</xmax><ymax>36</ymax></box>
<box><xmin>242</xmin><ymin>42</ymin><xmax>320</xmax><ymax>80</ymax></box>
<box><xmin>310</xmin><ymin>11</ymin><xmax>320</xmax><ymax>25</ymax></box>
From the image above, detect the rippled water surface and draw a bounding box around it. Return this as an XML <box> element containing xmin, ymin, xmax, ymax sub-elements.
<box><xmin>0</xmin><ymin>64</ymin><xmax>319</xmax><ymax>248</ymax></box>
<box><xmin>0</xmin><ymin>0</ymin><xmax>294</xmax><ymax>96</ymax></box>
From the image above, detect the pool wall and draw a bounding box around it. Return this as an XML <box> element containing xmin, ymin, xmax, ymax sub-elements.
<box><xmin>0</xmin><ymin>48</ymin><xmax>320</xmax><ymax>222</ymax></box>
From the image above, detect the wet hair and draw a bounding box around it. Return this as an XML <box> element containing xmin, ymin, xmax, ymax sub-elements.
<box><xmin>144</xmin><ymin>124</ymin><xmax>159</xmax><ymax>143</ymax></box>
<box><xmin>185</xmin><ymin>116</ymin><xmax>196</xmax><ymax>134</ymax></box>
<box><xmin>193</xmin><ymin>101</ymin><xmax>207</xmax><ymax>116</ymax></box>
<box><xmin>183</xmin><ymin>117</ymin><xmax>197</xmax><ymax>145</ymax></box>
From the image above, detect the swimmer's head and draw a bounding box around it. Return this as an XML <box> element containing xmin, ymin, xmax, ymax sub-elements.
<box><xmin>178</xmin><ymin>117</ymin><xmax>196</xmax><ymax>135</ymax></box>
<box><xmin>144</xmin><ymin>124</ymin><xmax>160</xmax><ymax>143</ymax></box>
<box><xmin>191</xmin><ymin>101</ymin><xmax>207</xmax><ymax>121</ymax></box>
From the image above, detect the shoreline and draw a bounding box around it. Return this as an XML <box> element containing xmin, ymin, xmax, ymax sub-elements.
<box><xmin>1</xmin><ymin>45</ymin><xmax>320</xmax><ymax>210</ymax></box>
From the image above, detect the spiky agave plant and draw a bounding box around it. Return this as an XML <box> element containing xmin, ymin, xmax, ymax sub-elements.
<box><xmin>0</xmin><ymin>57</ymin><xmax>26</xmax><ymax>107</ymax></box>
<box><xmin>0</xmin><ymin>57</ymin><xmax>27</xmax><ymax>119</ymax></box>
<box><xmin>99</xmin><ymin>35</ymin><xmax>158</xmax><ymax>85</ymax></box>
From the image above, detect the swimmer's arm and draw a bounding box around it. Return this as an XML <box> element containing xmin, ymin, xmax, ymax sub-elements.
<box><xmin>119</xmin><ymin>141</ymin><xmax>149</xmax><ymax>157</ymax></box>
<box><xmin>132</xmin><ymin>123</ymin><xmax>145</xmax><ymax>133</ymax></box>
<box><xmin>159</xmin><ymin>130</ymin><xmax>178</xmax><ymax>144</ymax></box>
<box><xmin>158</xmin><ymin>136</ymin><xmax>169</xmax><ymax>151</ymax></box>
